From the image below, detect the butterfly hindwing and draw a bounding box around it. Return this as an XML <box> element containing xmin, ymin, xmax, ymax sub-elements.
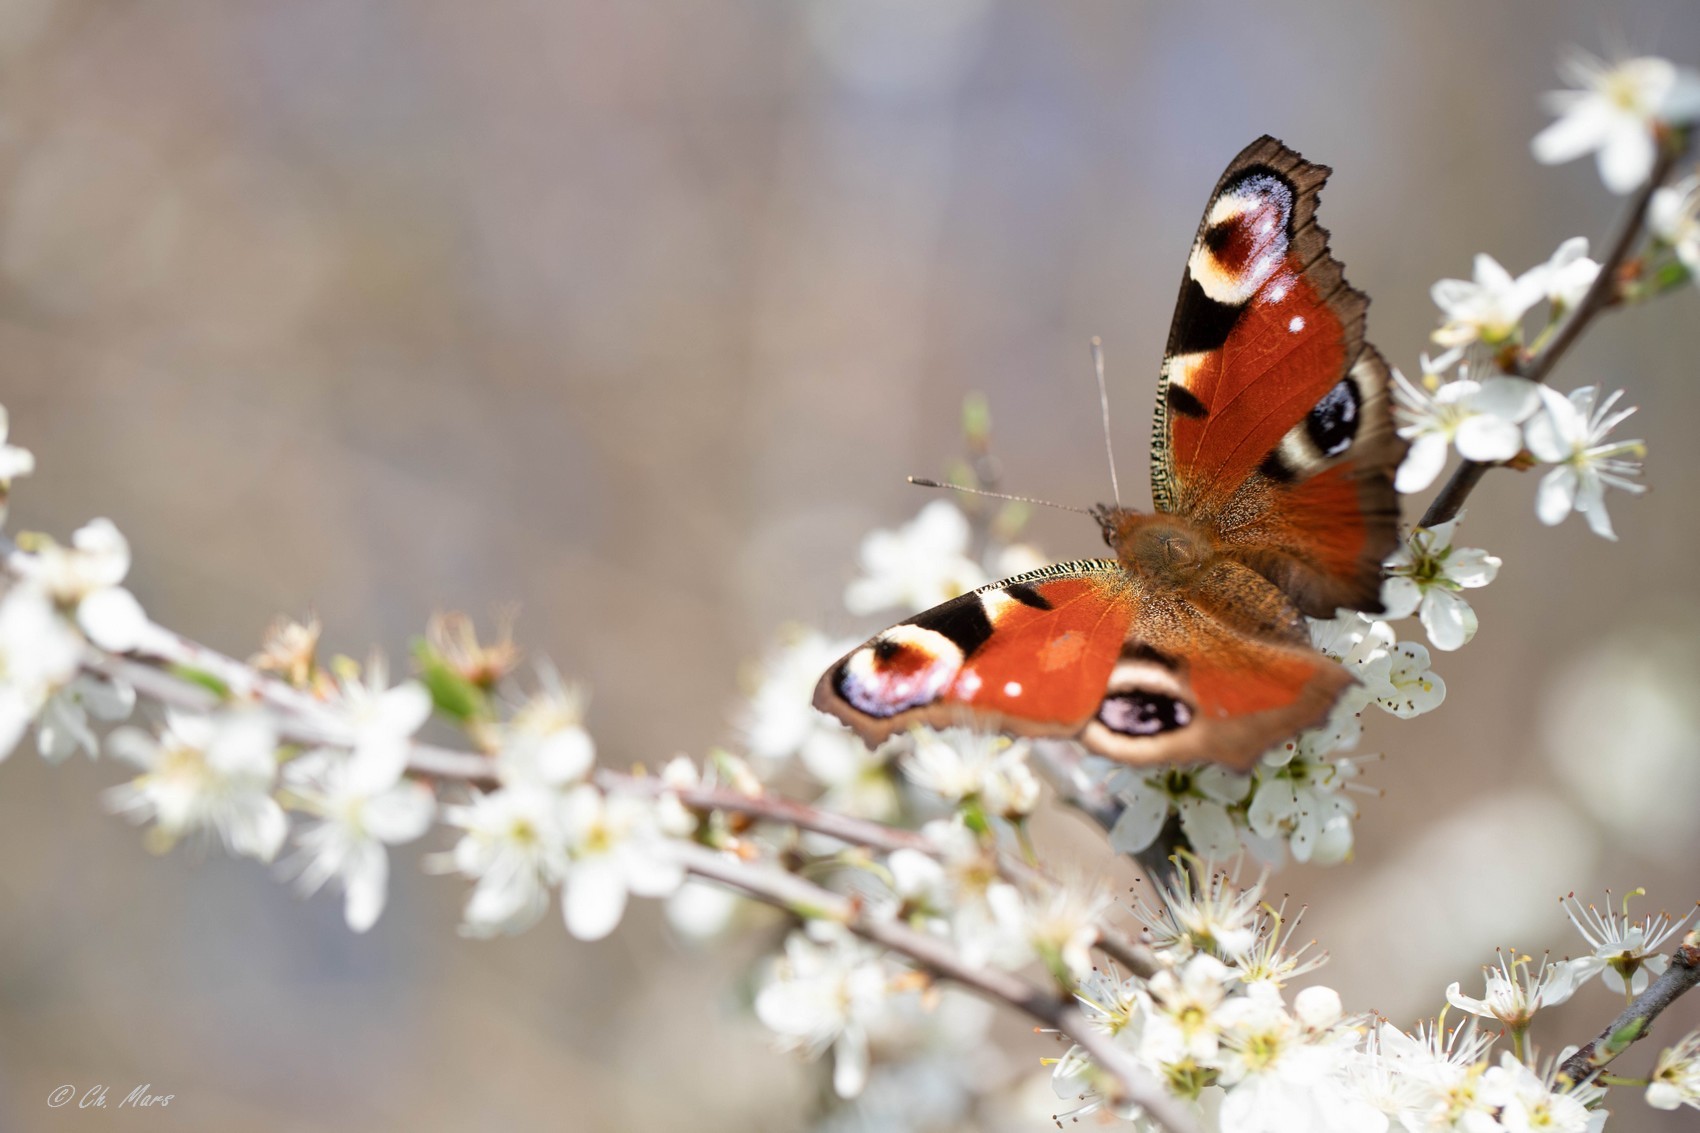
<box><xmin>1152</xmin><ymin>136</ymin><xmax>1404</xmax><ymax>616</ymax></box>
<box><xmin>814</xmin><ymin>563</ymin><xmax>1352</xmax><ymax>771</ymax></box>
<box><xmin>1082</xmin><ymin>594</ymin><xmax>1352</xmax><ymax>770</ymax></box>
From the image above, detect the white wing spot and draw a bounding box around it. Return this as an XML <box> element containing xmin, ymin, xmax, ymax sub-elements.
<box><xmin>1003</xmin><ymin>680</ymin><xmax>1023</xmax><ymax>698</ymax></box>
<box><xmin>959</xmin><ymin>670</ymin><xmax>982</xmax><ymax>698</ymax></box>
<box><xmin>1288</xmin><ymin>316</ymin><xmax>1306</xmax><ymax>333</ymax></box>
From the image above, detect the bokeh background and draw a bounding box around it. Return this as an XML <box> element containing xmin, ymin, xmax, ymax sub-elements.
<box><xmin>1</xmin><ymin>1</ymin><xmax>1698</xmax><ymax>1129</ymax></box>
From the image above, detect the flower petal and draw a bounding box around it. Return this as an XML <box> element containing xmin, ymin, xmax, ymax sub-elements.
<box><xmin>1396</xmin><ymin>433</ymin><xmax>1450</xmax><ymax>493</ymax></box>
<box><xmin>1420</xmin><ymin>589</ymin><xmax>1477</xmax><ymax>651</ymax></box>
<box><xmin>564</xmin><ymin>856</ymin><xmax>628</xmax><ymax>941</ymax></box>
<box><xmin>1536</xmin><ymin>466</ymin><xmax>1578</xmax><ymax>526</ymax></box>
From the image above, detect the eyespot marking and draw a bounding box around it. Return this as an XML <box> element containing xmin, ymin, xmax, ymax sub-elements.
<box><xmin>1098</xmin><ymin>690</ymin><xmax>1193</xmax><ymax>736</ymax></box>
<box><xmin>1189</xmin><ymin>171</ymin><xmax>1295</xmax><ymax>306</ymax></box>
<box><xmin>834</xmin><ymin>625</ymin><xmax>964</xmax><ymax>718</ymax></box>
<box><xmin>1306</xmin><ymin>376</ymin><xmax>1361</xmax><ymax>458</ymax></box>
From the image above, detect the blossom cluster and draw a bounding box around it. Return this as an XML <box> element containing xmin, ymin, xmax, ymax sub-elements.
<box><xmin>1049</xmin><ymin>861</ymin><xmax>1700</xmax><ymax>1132</ymax></box>
<box><xmin>0</xmin><ymin>413</ymin><xmax>698</xmax><ymax>940</ymax></box>
<box><xmin>1055</xmin><ymin>862</ymin><xmax>1550</xmax><ymax>1131</ymax></box>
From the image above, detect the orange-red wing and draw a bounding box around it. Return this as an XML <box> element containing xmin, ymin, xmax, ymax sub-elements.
<box><xmin>814</xmin><ymin>562</ymin><xmax>1354</xmax><ymax>772</ymax></box>
<box><xmin>1151</xmin><ymin>137</ymin><xmax>1404</xmax><ymax>616</ymax></box>
<box><xmin>814</xmin><ymin>561</ymin><xmax>1137</xmax><ymax>745</ymax></box>
<box><xmin>1074</xmin><ymin>591</ymin><xmax>1353</xmax><ymax>771</ymax></box>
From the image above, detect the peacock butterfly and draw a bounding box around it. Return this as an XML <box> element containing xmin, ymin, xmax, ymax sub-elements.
<box><xmin>813</xmin><ymin>137</ymin><xmax>1405</xmax><ymax>771</ymax></box>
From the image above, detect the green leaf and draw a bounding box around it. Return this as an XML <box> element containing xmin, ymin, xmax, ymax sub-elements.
<box><xmin>411</xmin><ymin>639</ymin><xmax>489</xmax><ymax>723</ymax></box>
<box><xmin>1605</xmin><ymin>1017</ymin><xmax>1646</xmax><ymax>1054</ymax></box>
<box><xmin>168</xmin><ymin>664</ymin><xmax>231</xmax><ymax>700</ymax></box>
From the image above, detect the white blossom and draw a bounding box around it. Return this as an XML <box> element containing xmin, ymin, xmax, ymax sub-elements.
<box><xmin>1481</xmin><ymin>1052</ymin><xmax>1606</xmax><ymax>1133</ymax></box>
<box><xmin>1650</xmin><ymin>173</ymin><xmax>1700</xmax><ymax>276</ymax></box>
<box><xmin>1535</xmin><ymin>236</ymin><xmax>1602</xmax><ymax>311</ymax></box>
<box><xmin>889</xmin><ymin>818</ymin><xmax>1030</xmax><ymax>968</ymax></box>
<box><xmin>1356</xmin><ymin>1019</ymin><xmax>1498</xmax><ymax>1133</ymax></box>
<box><xmin>282</xmin><ymin>749</ymin><xmax>436</xmax><ymax>932</ymax></box>
<box><xmin>901</xmin><ymin>727</ymin><xmax>1039</xmax><ymax>819</ymax></box>
<box><xmin>801</xmin><ymin>727</ymin><xmax>899</xmax><ymax>822</ymax></box>
<box><xmin>1562</xmin><ymin>889</ymin><xmax>1692</xmax><ymax>995</ymax></box>
<box><xmin>738</xmin><ymin>626</ymin><xmax>862</xmax><ymax>769</ymax></box>
<box><xmin>1070</xmin><ymin>962</ymin><xmax>1144</xmax><ymax>1039</ymax></box>
<box><xmin>0</xmin><ymin>583</ymin><xmax>83</xmax><ymax>758</ymax></box>
<box><xmin>1108</xmin><ymin>764</ymin><xmax>1249</xmax><ymax>860</ymax></box>
<box><xmin>1249</xmin><ymin>922</ymin><xmax>1332</xmax><ymax>1007</ymax></box>
<box><xmin>1430</xmin><ymin>254</ymin><xmax>1547</xmax><ymax>348</ymax></box>
<box><xmin>1140</xmin><ymin>952</ymin><xmax>1235</xmax><ymax>1065</ymax></box>
<box><xmin>1392</xmin><ymin>362</ymin><xmax>1539</xmax><ymax>493</ymax></box>
<box><xmin>11</xmin><ymin>518</ymin><xmax>151</xmax><ymax>652</ymax></box>
<box><xmin>437</xmin><ymin>784</ymin><xmax>569</xmax><ymax>937</ymax></box>
<box><xmin>1132</xmin><ymin>856</ymin><xmax>1262</xmax><ymax>962</ymax></box>
<box><xmin>1294</xmin><ymin>613</ymin><xmax>1391</xmax><ymax>759</ymax></box>
<box><xmin>844</xmin><ymin>500</ymin><xmax>988</xmax><ymax>616</ymax></box>
<box><xmin>664</xmin><ymin>879</ymin><xmax>741</xmax><ymax>941</ymax></box>
<box><xmin>1533</xmin><ymin>52</ymin><xmax>1700</xmax><ymax>193</ymax></box>
<box><xmin>36</xmin><ymin>674</ymin><xmax>135</xmax><ymax>762</ymax></box>
<box><xmin>331</xmin><ymin>652</ymin><xmax>433</xmax><ymax>791</ymax></box>
<box><xmin>1525</xmin><ymin>386</ymin><xmax>1646</xmax><ymax>540</ymax></box>
<box><xmin>495</xmin><ymin>662</ymin><xmax>595</xmax><ymax>787</ymax></box>
<box><xmin>105</xmin><ymin>709</ymin><xmax>287</xmax><ymax>861</ymax></box>
<box><xmin>1214</xmin><ymin>986</ymin><xmax>1375</xmax><ymax>1133</ymax></box>
<box><xmin>755</xmin><ymin>924</ymin><xmax>900</xmax><ymax>1098</ymax></box>
<box><xmin>1249</xmin><ymin>735</ymin><xmax>1362</xmax><ymax>865</ymax></box>
<box><xmin>1027</xmin><ymin>882</ymin><xmax>1110</xmax><ymax>982</ymax></box>
<box><xmin>1445</xmin><ymin>950</ymin><xmax>1587</xmax><ymax>1033</ymax></box>
<box><xmin>1647</xmin><ymin>1031</ymin><xmax>1700</xmax><ymax>1112</ymax></box>
<box><xmin>1382</xmin><ymin>515</ymin><xmax>1500</xmax><ymax>652</ymax></box>
<box><xmin>558</xmin><ymin>785</ymin><xmax>684</xmax><ymax>941</ymax></box>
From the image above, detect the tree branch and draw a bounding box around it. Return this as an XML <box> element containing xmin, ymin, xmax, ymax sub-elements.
<box><xmin>1559</xmin><ymin>933</ymin><xmax>1700</xmax><ymax>1085</ymax></box>
<box><xmin>671</xmin><ymin>841</ymin><xmax>1198</xmax><ymax>1133</ymax></box>
<box><xmin>1419</xmin><ymin>143</ymin><xmax>1681</xmax><ymax>528</ymax></box>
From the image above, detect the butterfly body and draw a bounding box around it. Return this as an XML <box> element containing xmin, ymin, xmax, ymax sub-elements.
<box><xmin>815</xmin><ymin>137</ymin><xmax>1405</xmax><ymax>771</ymax></box>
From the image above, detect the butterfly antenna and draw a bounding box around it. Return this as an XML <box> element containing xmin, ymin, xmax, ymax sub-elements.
<box><xmin>906</xmin><ymin>477</ymin><xmax>1091</xmax><ymax>515</ymax></box>
<box><xmin>1092</xmin><ymin>336</ymin><xmax>1122</xmax><ymax>509</ymax></box>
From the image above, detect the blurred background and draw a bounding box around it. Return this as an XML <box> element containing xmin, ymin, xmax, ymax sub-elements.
<box><xmin>0</xmin><ymin>1</ymin><xmax>1698</xmax><ymax>1129</ymax></box>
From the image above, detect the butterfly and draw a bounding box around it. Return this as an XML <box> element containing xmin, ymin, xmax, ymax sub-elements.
<box><xmin>813</xmin><ymin>137</ymin><xmax>1405</xmax><ymax>772</ymax></box>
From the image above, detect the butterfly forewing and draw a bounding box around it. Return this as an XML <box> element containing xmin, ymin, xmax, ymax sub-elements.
<box><xmin>1152</xmin><ymin>136</ymin><xmax>1404</xmax><ymax>616</ymax></box>
<box><xmin>814</xmin><ymin>562</ymin><xmax>1135</xmax><ymax>746</ymax></box>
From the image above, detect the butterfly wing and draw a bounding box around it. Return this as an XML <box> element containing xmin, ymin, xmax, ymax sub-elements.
<box><xmin>815</xmin><ymin>561</ymin><xmax>1137</xmax><ymax>746</ymax></box>
<box><xmin>814</xmin><ymin>561</ymin><xmax>1351</xmax><ymax>771</ymax></box>
<box><xmin>1151</xmin><ymin>136</ymin><xmax>1404</xmax><ymax>616</ymax></box>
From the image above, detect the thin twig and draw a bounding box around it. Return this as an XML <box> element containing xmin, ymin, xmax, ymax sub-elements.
<box><xmin>1419</xmin><ymin>143</ymin><xmax>1680</xmax><ymax>528</ymax></box>
<box><xmin>606</xmin><ymin>769</ymin><xmax>934</xmax><ymax>855</ymax></box>
<box><xmin>1559</xmin><ymin>933</ymin><xmax>1700</xmax><ymax>1085</ymax></box>
<box><xmin>672</xmin><ymin>841</ymin><xmax>1198</xmax><ymax>1133</ymax></box>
